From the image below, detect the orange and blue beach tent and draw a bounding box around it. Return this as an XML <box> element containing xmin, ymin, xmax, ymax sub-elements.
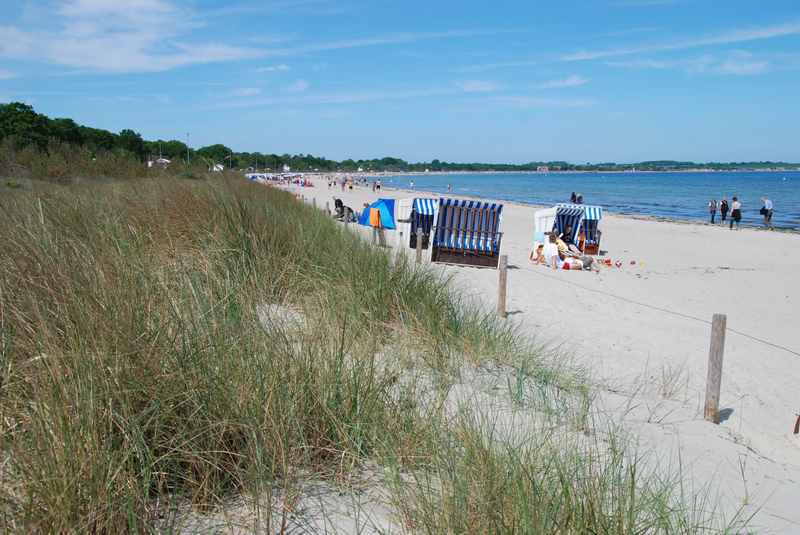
<box><xmin>358</xmin><ymin>198</ymin><xmax>396</xmax><ymax>229</ymax></box>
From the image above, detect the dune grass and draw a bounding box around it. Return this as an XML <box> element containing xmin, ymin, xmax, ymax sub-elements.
<box><xmin>0</xmin><ymin>176</ymin><xmax>741</xmax><ymax>533</ymax></box>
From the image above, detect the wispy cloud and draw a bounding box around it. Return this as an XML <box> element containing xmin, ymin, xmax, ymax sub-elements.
<box><xmin>287</xmin><ymin>79</ymin><xmax>310</xmax><ymax>92</ymax></box>
<box><xmin>264</xmin><ymin>29</ymin><xmax>520</xmax><ymax>57</ymax></box>
<box><xmin>230</xmin><ymin>87</ymin><xmax>262</xmax><ymax>97</ymax></box>
<box><xmin>535</xmin><ymin>75</ymin><xmax>588</xmax><ymax>89</ymax></box>
<box><xmin>607</xmin><ymin>51</ymin><xmax>770</xmax><ymax>75</ymax></box>
<box><xmin>0</xmin><ymin>0</ymin><xmax>263</xmax><ymax>73</ymax></box>
<box><xmin>457</xmin><ymin>80</ymin><xmax>499</xmax><ymax>92</ymax></box>
<box><xmin>489</xmin><ymin>95</ymin><xmax>594</xmax><ymax>108</ymax></box>
<box><xmin>216</xmin><ymin>87</ymin><xmax>457</xmax><ymax>108</ymax></box>
<box><xmin>562</xmin><ymin>21</ymin><xmax>800</xmax><ymax>61</ymax></box>
<box><xmin>454</xmin><ymin>59</ymin><xmax>539</xmax><ymax>73</ymax></box>
<box><xmin>256</xmin><ymin>64</ymin><xmax>290</xmax><ymax>72</ymax></box>
<box><xmin>0</xmin><ymin>69</ymin><xmax>17</xmax><ymax>80</ymax></box>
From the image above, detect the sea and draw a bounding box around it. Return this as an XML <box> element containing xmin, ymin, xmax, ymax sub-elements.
<box><xmin>379</xmin><ymin>171</ymin><xmax>800</xmax><ymax>230</ymax></box>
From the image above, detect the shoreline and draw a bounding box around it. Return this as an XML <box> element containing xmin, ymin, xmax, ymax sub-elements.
<box><xmin>267</xmin><ymin>171</ymin><xmax>799</xmax><ymax>232</ymax></box>
<box><xmin>374</xmin><ymin>183</ymin><xmax>800</xmax><ymax>234</ymax></box>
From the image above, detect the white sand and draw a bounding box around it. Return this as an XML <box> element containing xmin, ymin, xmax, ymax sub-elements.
<box><xmin>290</xmin><ymin>181</ymin><xmax>800</xmax><ymax>533</ymax></box>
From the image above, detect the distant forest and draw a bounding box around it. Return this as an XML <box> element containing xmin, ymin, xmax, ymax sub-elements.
<box><xmin>2</xmin><ymin>102</ymin><xmax>798</xmax><ymax>173</ymax></box>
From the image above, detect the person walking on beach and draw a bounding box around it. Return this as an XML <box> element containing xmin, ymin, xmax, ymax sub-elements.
<box><xmin>576</xmin><ymin>193</ymin><xmax>583</xmax><ymax>204</ymax></box>
<box><xmin>447</xmin><ymin>183</ymin><xmax>452</xmax><ymax>193</ymax></box>
<box><xmin>376</xmin><ymin>179</ymin><xmax>382</xmax><ymax>191</ymax></box>
<box><xmin>720</xmin><ymin>198</ymin><xmax>729</xmax><ymax>223</ymax></box>
<box><xmin>570</xmin><ymin>191</ymin><xmax>577</xmax><ymax>203</ymax></box>
<box><xmin>371</xmin><ymin>180</ymin><xmax>376</xmax><ymax>192</ymax></box>
<box><xmin>708</xmin><ymin>199</ymin><xmax>717</xmax><ymax>224</ymax></box>
<box><xmin>729</xmin><ymin>197</ymin><xmax>742</xmax><ymax>230</ymax></box>
<box><xmin>760</xmin><ymin>197</ymin><xmax>774</xmax><ymax>230</ymax></box>
<box><xmin>410</xmin><ymin>180</ymin><xmax>415</xmax><ymax>190</ymax></box>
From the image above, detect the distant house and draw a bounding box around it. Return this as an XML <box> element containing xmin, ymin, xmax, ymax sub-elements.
<box><xmin>147</xmin><ymin>158</ymin><xmax>171</xmax><ymax>169</ymax></box>
<box><xmin>537</xmin><ymin>165</ymin><xmax>549</xmax><ymax>173</ymax></box>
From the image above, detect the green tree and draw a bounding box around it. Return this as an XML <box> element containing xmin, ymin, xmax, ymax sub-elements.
<box><xmin>0</xmin><ymin>102</ymin><xmax>51</xmax><ymax>149</ymax></box>
<box><xmin>116</xmin><ymin>129</ymin><xmax>145</xmax><ymax>158</ymax></box>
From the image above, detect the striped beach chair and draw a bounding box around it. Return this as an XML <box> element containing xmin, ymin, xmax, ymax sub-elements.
<box><xmin>431</xmin><ymin>198</ymin><xmax>503</xmax><ymax>268</ymax></box>
<box><xmin>555</xmin><ymin>204</ymin><xmax>604</xmax><ymax>254</ymax></box>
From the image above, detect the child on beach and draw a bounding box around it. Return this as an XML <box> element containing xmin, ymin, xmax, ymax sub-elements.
<box><xmin>729</xmin><ymin>197</ymin><xmax>742</xmax><ymax>230</ymax></box>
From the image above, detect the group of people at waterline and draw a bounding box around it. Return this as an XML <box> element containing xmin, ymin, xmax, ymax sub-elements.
<box><xmin>708</xmin><ymin>196</ymin><xmax>774</xmax><ymax>230</ymax></box>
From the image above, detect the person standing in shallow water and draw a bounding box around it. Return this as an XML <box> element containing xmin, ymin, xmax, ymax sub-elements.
<box><xmin>761</xmin><ymin>197</ymin><xmax>774</xmax><ymax>230</ymax></box>
<box><xmin>708</xmin><ymin>199</ymin><xmax>717</xmax><ymax>224</ymax></box>
<box><xmin>729</xmin><ymin>197</ymin><xmax>742</xmax><ymax>230</ymax></box>
<box><xmin>570</xmin><ymin>191</ymin><xmax>577</xmax><ymax>203</ymax></box>
<box><xmin>719</xmin><ymin>198</ymin><xmax>729</xmax><ymax>223</ymax></box>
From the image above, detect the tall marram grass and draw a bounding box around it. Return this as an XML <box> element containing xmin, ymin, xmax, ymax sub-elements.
<box><xmin>0</xmin><ymin>177</ymin><xmax>740</xmax><ymax>533</ymax></box>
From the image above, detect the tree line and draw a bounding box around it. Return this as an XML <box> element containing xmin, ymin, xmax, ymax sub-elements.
<box><xmin>1</xmin><ymin>102</ymin><xmax>797</xmax><ymax>173</ymax></box>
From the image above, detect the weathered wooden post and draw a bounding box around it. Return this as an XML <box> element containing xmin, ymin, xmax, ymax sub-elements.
<box><xmin>325</xmin><ymin>201</ymin><xmax>330</xmax><ymax>215</ymax></box>
<box><xmin>312</xmin><ymin>197</ymin><xmax>316</xmax><ymax>209</ymax></box>
<box><xmin>415</xmin><ymin>234</ymin><xmax>423</xmax><ymax>264</ymax></box>
<box><xmin>704</xmin><ymin>313</ymin><xmax>727</xmax><ymax>423</ymax></box>
<box><xmin>497</xmin><ymin>255</ymin><xmax>508</xmax><ymax>318</ymax></box>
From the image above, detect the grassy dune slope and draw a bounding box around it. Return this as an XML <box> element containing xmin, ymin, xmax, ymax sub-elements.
<box><xmin>0</xmin><ymin>177</ymin><xmax>739</xmax><ymax>533</ymax></box>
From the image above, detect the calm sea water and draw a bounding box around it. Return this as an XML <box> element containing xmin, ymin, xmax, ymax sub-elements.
<box><xmin>380</xmin><ymin>171</ymin><xmax>800</xmax><ymax>229</ymax></box>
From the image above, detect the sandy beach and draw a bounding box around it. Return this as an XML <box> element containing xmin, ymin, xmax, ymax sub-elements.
<box><xmin>289</xmin><ymin>181</ymin><xmax>800</xmax><ymax>533</ymax></box>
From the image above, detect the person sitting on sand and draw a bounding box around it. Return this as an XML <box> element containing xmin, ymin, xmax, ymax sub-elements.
<box><xmin>529</xmin><ymin>242</ymin><xmax>545</xmax><ymax>264</ymax></box>
<box><xmin>544</xmin><ymin>233</ymin><xmax>584</xmax><ymax>270</ymax></box>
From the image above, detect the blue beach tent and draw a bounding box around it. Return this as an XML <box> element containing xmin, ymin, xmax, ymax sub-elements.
<box><xmin>358</xmin><ymin>198</ymin><xmax>397</xmax><ymax>229</ymax></box>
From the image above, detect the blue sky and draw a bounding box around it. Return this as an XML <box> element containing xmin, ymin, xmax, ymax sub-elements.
<box><xmin>1</xmin><ymin>0</ymin><xmax>800</xmax><ymax>163</ymax></box>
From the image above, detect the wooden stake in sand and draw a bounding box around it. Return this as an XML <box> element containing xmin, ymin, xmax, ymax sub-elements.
<box><xmin>312</xmin><ymin>197</ymin><xmax>316</xmax><ymax>209</ymax></box>
<box><xmin>704</xmin><ymin>313</ymin><xmax>727</xmax><ymax>424</ymax></box>
<box><xmin>415</xmin><ymin>234</ymin><xmax>423</xmax><ymax>264</ymax></box>
<box><xmin>325</xmin><ymin>201</ymin><xmax>330</xmax><ymax>215</ymax></box>
<box><xmin>497</xmin><ymin>254</ymin><xmax>508</xmax><ymax>318</ymax></box>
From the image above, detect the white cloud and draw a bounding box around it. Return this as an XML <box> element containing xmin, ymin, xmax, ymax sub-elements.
<box><xmin>256</xmin><ymin>64</ymin><xmax>290</xmax><ymax>72</ymax></box>
<box><xmin>0</xmin><ymin>0</ymin><xmax>263</xmax><ymax>73</ymax></box>
<box><xmin>217</xmin><ymin>87</ymin><xmax>456</xmax><ymax>108</ymax></box>
<box><xmin>716</xmin><ymin>52</ymin><xmax>768</xmax><ymax>75</ymax></box>
<box><xmin>230</xmin><ymin>87</ymin><xmax>262</xmax><ymax>97</ymax></box>
<box><xmin>535</xmin><ymin>75</ymin><xmax>588</xmax><ymax>89</ymax></box>
<box><xmin>287</xmin><ymin>79</ymin><xmax>310</xmax><ymax>92</ymax></box>
<box><xmin>490</xmin><ymin>95</ymin><xmax>593</xmax><ymax>108</ymax></box>
<box><xmin>562</xmin><ymin>21</ymin><xmax>800</xmax><ymax>61</ymax></box>
<box><xmin>605</xmin><ymin>59</ymin><xmax>671</xmax><ymax>69</ymax></box>
<box><xmin>457</xmin><ymin>80</ymin><xmax>499</xmax><ymax>92</ymax></box>
<box><xmin>262</xmin><ymin>29</ymin><xmax>520</xmax><ymax>57</ymax></box>
<box><xmin>454</xmin><ymin>59</ymin><xmax>539</xmax><ymax>73</ymax></box>
<box><xmin>0</xmin><ymin>69</ymin><xmax>17</xmax><ymax>80</ymax></box>
<box><xmin>606</xmin><ymin>51</ymin><xmax>770</xmax><ymax>76</ymax></box>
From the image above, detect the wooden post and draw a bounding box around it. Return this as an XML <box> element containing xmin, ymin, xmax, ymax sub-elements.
<box><xmin>325</xmin><ymin>201</ymin><xmax>330</xmax><ymax>215</ymax></box>
<box><xmin>415</xmin><ymin>234</ymin><xmax>423</xmax><ymax>264</ymax></box>
<box><xmin>378</xmin><ymin>228</ymin><xmax>386</xmax><ymax>247</ymax></box>
<box><xmin>312</xmin><ymin>197</ymin><xmax>316</xmax><ymax>209</ymax></box>
<box><xmin>372</xmin><ymin>227</ymin><xmax>378</xmax><ymax>245</ymax></box>
<box><xmin>497</xmin><ymin>255</ymin><xmax>508</xmax><ymax>318</ymax></box>
<box><xmin>704</xmin><ymin>313</ymin><xmax>727</xmax><ymax>424</ymax></box>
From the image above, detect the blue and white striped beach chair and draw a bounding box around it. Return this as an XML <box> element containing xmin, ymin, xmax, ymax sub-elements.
<box><xmin>431</xmin><ymin>198</ymin><xmax>503</xmax><ymax>268</ymax></box>
<box><xmin>555</xmin><ymin>204</ymin><xmax>604</xmax><ymax>254</ymax></box>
